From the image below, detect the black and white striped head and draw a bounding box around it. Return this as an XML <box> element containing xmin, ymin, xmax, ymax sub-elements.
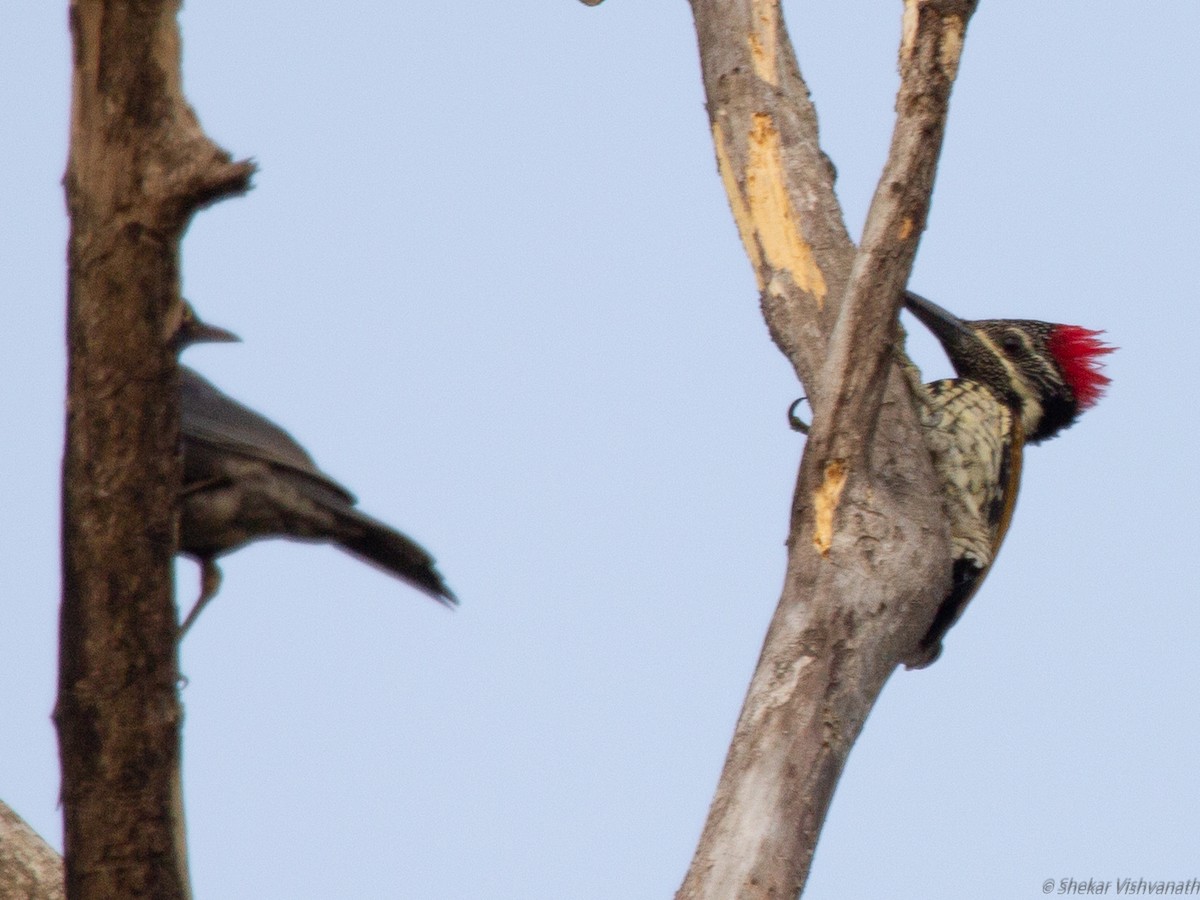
<box><xmin>905</xmin><ymin>291</ymin><xmax>1114</xmax><ymax>444</ymax></box>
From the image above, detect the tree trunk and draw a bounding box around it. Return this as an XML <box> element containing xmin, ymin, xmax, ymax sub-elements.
<box><xmin>671</xmin><ymin>1</ymin><xmax>980</xmax><ymax>897</ymax></box>
<box><xmin>55</xmin><ymin>1</ymin><xmax>252</xmax><ymax>897</ymax></box>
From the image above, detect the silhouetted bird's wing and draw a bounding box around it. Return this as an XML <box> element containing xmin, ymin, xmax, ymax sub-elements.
<box><xmin>177</xmin><ymin>366</ymin><xmax>456</xmax><ymax>635</ymax></box>
<box><xmin>180</xmin><ymin>367</ymin><xmax>355</xmax><ymax>503</ymax></box>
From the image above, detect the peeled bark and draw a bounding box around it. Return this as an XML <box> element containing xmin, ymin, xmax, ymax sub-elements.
<box><xmin>56</xmin><ymin>1</ymin><xmax>252</xmax><ymax>897</ymax></box>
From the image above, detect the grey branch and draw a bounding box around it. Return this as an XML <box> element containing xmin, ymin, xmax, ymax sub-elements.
<box><xmin>677</xmin><ymin>2</ymin><xmax>978</xmax><ymax>898</ymax></box>
<box><xmin>0</xmin><ymin>800</ymin><xmax>64</xmax><ymax>900</ymax></box>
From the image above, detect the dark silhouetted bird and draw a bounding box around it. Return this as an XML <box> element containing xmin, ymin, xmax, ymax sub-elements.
<box><xmin>174</xmin><ymin>305</ymin><xmax>456</xmax><ymax>635</ymax></box>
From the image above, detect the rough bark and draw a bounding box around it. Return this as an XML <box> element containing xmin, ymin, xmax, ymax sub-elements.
<box><xmin>669</xmin><ymin>1</ymin><xmax>979</xmax><ymax>898</ymax></box>
<box><xmin>0</xmin><ymin>801</ymin><xmax>65</xmax><ymax>900</ymax></box>
<box><xmin>56</xmin><ymin>1</ymin><xmax>252</xmax><ymax>898</ymax></box>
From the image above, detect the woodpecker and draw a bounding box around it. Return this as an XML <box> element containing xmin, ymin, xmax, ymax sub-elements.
<box><xmin>901</xmin><ymin>290</ymin><xmax>1113</xmax><ymax>668</ymax></box>
<box><xmin>173</xmin><ymin>303</ymin><xmax>456</xmax><ymax>635</ymax></box>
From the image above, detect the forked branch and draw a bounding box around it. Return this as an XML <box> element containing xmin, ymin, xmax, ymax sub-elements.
<box><xmin>671</xmin><ymin>1</ymin><xmax>979</xmax><ymax>897</ymax></box>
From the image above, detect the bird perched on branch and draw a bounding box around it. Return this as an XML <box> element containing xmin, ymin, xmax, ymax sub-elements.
<box><xmin>174</xmin><ymin>304</ymin><xmax>456</xmax><ymax>635</ymax></box>
<box><xmin>900</xmin><ymin>291</ymin><xmax>1113</xmax><ymax>667</ymax></box>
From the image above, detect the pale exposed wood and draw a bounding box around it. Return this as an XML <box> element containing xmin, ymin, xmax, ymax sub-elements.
<box><xmin>56</xmin><ymin>1</ymin><xmax>252</xmax><ymax>898</ymax></box>
<box><xmin>689</xmin><ymin>0</ymin><xmax>854</xmax><ymax>397</ymax></box>
<box><xmin>671</xmin><ymin>2</ymin><xmax>979</xmax><ymax>897</ymax></box>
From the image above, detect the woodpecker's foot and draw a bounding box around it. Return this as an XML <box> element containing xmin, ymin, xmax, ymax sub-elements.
<box><xmin>788</xmin><ymin>397</ymin><xmax>810</xmax><ymax>434</ymax></box>
<box><xmin>179</xmin><ymin>558</ymin><xmax>223</xmax><ymax>638</ymax></box>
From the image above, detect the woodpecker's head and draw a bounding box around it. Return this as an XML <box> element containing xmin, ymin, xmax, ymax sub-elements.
<box><xmin>169</xmin><ymin>300</ymin><xmax>240</xmax><ymax>352</ymax></box>
<box><xmin>904</xmin><ymin>291</ymin><xmax>1114</xmax><ymax>444</ymax></box>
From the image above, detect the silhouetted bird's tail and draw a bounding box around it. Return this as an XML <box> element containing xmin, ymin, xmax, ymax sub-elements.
<box><xmin>330</xmin><ymin>506</ymin><xmax>457</xmax><ymax>606</ymax></box>
<box><xmin>176</xmin><ymin>359</ymin><xmax>458</xmax><ymax>636</ymax></box>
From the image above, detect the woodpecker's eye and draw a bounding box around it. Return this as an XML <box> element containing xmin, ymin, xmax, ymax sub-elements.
<box><xmin>1000</xmin><ymin>333</ymin><xmax>1024</xmax><ymax>355</ymax></box>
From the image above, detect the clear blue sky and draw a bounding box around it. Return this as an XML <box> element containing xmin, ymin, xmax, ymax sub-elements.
<box><xmin>3</xmin><ymin>2</ymin><xmax>1197</xmax><ymax>898</ymax></box>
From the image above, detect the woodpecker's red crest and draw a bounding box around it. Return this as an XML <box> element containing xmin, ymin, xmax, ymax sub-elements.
<box><xmin>1047</xmin><ymin>325</ymin><xmax>1113</xmax><ymax>411</ymax></box>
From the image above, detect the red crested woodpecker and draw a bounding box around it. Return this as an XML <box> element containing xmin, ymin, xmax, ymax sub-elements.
<box><xmin>902</xmin><ymin>291</ymin><xmax>1114</xmax><ymax>667</ymax></box>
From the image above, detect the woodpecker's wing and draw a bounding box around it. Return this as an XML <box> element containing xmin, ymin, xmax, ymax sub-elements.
<box><xmin>907</xmin><ymin>381</ymin><xmax>1025</xmax><ymax>669</ymax></box>
<box><xmin>180</xmin><ymin>366</ymin><xmax>356</xmax><ymax>503</ymax></box>
<box><xmin>989</xmin><ymin>414</ymin><xmax>1023</xmax><ymax>563</ymax></box>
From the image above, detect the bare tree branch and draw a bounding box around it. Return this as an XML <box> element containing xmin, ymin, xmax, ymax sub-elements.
<box><xmin>56</xmin><ymin>1</ymin><xmax>252</xmax><ymax>897</ymax></box>
<box><xmin>690</xmin><ymin>0</ymin><xmax>854</xmax><ymax>392</ymax></box>
<box><xmin>675</xmin><ymin>2</ymin><xmax>978</xmax><ymax>897</ymax></box>
<box><xmin>0</xmin><ymin>801</ymin><xmax>64</xmax><ymax>900</ymax></box>
<box><xmin>820</xmin><ymin>0</ymin><xmax>977</xmax><ymax>464</ymax></box>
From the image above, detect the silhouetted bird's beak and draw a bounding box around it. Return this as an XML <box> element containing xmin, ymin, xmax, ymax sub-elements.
<box><xmin>173</xmin><ymin>300</ymin><xmax>242</xmax><ymax>349</ymax></box>
<box><xmin>188</xmin><ymin>320</ymin><xmax>241</xmax><ymax>344</ymax></box>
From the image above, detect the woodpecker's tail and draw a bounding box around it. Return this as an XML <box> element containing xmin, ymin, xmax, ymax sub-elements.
<box><xmin>906</xmin><ymin>558</ymin><xmax>983</xmax><ymax>669</ymax></box>
<box><xmin>331</xmin><ymin>506</ymin><xmax>457</xmax><ymax>607</ymax></box>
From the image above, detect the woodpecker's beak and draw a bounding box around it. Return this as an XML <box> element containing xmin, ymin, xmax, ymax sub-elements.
<box><xmin>903</xmin><ymin>291</ymin><xmax>974</xmax><ymax>352</ymax></box>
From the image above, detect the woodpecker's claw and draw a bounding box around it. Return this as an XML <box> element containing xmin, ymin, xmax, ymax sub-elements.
<box><xmin>788</xmin><ymin>397</ymin><xmax>810</xmax><ymax>435</ymax></box>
